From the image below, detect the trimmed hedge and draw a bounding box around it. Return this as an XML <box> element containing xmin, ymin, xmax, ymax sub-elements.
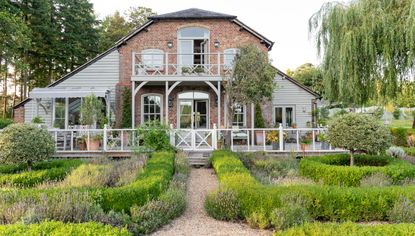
<box><xmin>390</xmin><ymin>128</ymin><xmax>415</xmax><ymax>147</ymax></box>
<box><xmin>0</xmin><ymin>221</ymin><xmax>130</xmax><ymax>235</ymax></box>
<box><xmin>299</xmin><ymin>154</ymin><xmax>415</xmax><ymax>186</ymax></box>
<box><xmin>275</xmin><ymin>222</ymin><xmax>415</xmax><ymax>236</ymax></box>
<box><xmin>0</xmin><ymin>159</ymin><xmax>83</xmax><ymax>187</ymax></box>
<box><xmin>211</xmin><ymin>150</ymin><xmax>415</xmax><ymax>223</ymax></box>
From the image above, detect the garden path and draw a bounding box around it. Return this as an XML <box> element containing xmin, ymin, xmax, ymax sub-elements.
<box><xmin>151</xmin><ymin>168</ymin><xmax>271</xmax><ymax>236</ymax></box>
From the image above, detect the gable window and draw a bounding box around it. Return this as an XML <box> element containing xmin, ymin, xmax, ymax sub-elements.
<box><xmin>141</xmin><ymin>49</ymin><xmax>164</xmax><ymax>69</ymax></box>
<box><xmin>224</xmin><ymin>48</ymin><xmax>240</xmax><ymax>69</ymax></box>
<box><xmin>232</xmin><ymin>103</ymin><xmax>246</xmax><ymax>127</ymax></box>
<box><xmin>274</xmin><ymin>106</ymin><xmax>295</xmax><ymax>128</ymax></box>
<box><xmin>142</xmin><ymin>94</ymin><xmax>163</xmax><ymax>123</ymax></box>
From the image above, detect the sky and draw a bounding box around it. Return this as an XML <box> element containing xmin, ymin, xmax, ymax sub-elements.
<box><xmin>90</xmin><ymin>0</ymin><xmax>334</xmax><ymax>72</ymax></box>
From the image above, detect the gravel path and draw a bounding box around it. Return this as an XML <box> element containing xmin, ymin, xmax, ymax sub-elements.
<box><xmin>151</xmin><ymin>168</ymin><xmax>272</xmax><ymax>236</ymax></box>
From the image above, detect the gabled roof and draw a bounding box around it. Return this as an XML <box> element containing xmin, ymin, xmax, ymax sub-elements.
<box><xmin>273</xmin><ymin>66</ymin><xmax>321</xmax><ymax>99</ymax></box>
<box><xmin>149</xmin><ymin>8</ymin><xmax>237</xmax><ymax>20</ymax></box>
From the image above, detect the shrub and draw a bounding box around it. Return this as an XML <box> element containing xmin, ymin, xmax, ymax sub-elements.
<box><xmin>299</xmin><ymin>154</ymin><xmax>415</xmax><ymax>186</ymax></box>
<box><xmin>0</xmin><ymin>118</ymin><xmax>13</xmax><ymax>129</ymax></box>
<box><xmin>391</xmin><ymin>127</ymin><xmax>410</xmax><ymax>147</ymax></box>
<box><xmin>63</xmin><ymin>164</ymin><xmax>113</xmax><ymax>187</ymax></box>
<box><xmin>270</xmin><ymin>196</ymin><xmax>311</xmax><ymax>230</ymax></box>
<box><xmin>386</xmin><ymin>146</ymin><xmax>406</xmax><ymax>159</ymax></box>
<box><xmin>326</xmin><ymin>113</ymin><xmax>391</xmax><ymax>166</ymax></box>
<box><xmin>388</xmin><ymin>197</ymin><xmax>415</xmax><ymax>223</ymax></box>
<box><xmin>136</xmin><ymin>120</ymin><xmax>174</xmax><ymax>152</ymax></box>
<box><xmin>360</xmin><ymin>173</ymin><xmax>392</xmax><ymax>187</ymax></box>
<box><xmin>31</xmin><ymin>116</ymin><xmax>44</xmax><ymax>124</ymax></box>
<box><xmin>205</xmin><ymin>189</ymin><xmax>241</xmax><ymax>221</ymax></box>
<box><xmin>0</xmin><ymin>124</ymin><xmax>55</xmax><ymax>171</ymax></box>
<box><xmin>275</xmin><ymin>222</ymin><xmax>415</xmax><ymax>236</ymax></box>
<box><xmin>393</xmin><ymin>107</ymin><xmax>401</xmax><ymax>119</ymax></box>
<box><xmin>246</xmin><ymin>211</ymin><xmax>270</xmax><ymax>229</ymax></box>
<box><xmin>405</xmin><ymin>147</ymin><xmax>415</xmax><ymax>157</ymax></box>
<box><xmin>121</xmin><ymin>87</ymin><xmax>132</xmax><ymax>128</ymax></box>
<box><xmin>0</xmin><ymin>221</ymin><xmax>130</xmax><ymax>235</ymax></box>
<box><xmin>0</xmin><ymin>159</ymin><xmax>82</xmax><ymax>188</ymax></box>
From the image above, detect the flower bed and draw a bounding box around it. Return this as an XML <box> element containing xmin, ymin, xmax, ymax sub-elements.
<box><xmin>299</xmin><ymin>154</ymin><xmax>415</xmax><ymax>186</ymax></box>
<box><xmin>0</xmin><ymin>221</ymin><xmax>130</xmax><ymax>235</ymax></box>
<box><xmin>210</xmin><ymin>150</ymin><xmax>415</xmax><ymax>224</ymax></box>
<box><xmin>0</xmin><ymin>159</ymin><xmax>83</xmax><ymax>188</ymax></box>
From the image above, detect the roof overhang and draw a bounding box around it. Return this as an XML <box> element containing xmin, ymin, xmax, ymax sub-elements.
<box><xmin>29</xmin><ymin>87</ymin><xmax>110</xmax><ymax>99</ymax></box>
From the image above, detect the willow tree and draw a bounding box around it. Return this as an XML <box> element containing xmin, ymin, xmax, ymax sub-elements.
<box><xmin>309</xmin><ymin>0</ymin><xmax>415</xmax><ymax>106</ymax></box>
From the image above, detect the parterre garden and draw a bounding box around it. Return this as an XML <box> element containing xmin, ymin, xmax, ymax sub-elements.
<box><xmin>0</xmin><ymin>123</ymin><xmax>189</xmax><ymax>235</ymax></box>
<box><xmin>205</xmin><ymin>113</ymin><xmax>415</xmax><ymax>235</ymax></box>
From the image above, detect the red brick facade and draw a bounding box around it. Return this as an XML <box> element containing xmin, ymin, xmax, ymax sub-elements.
<box><xmin>116</xmin><ymin>19</ymin><xmax>269</xmax><ymax>128</ymax></box>
<box><xmin>13</xmin><ymin>107</ymin><xmax>25</xmax><ymax>123</ymax></box>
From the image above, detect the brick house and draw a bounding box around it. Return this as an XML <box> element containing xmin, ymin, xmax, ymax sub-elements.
<box><xmin>13</xmin><ymin>8</ymin><xmax>320</xmax><ymax>133</ymax></box>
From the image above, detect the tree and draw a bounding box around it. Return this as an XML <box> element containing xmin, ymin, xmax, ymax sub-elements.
<box><xmin>326</xmin><ymin>113</ymin><xmax>391</xmax><ymax>166</ymax></box>
<box><xmin>125</xmin><ymin>6</ymin><xmax>155</xmax><ymax>28</ymax></box>
<box><xmin>309</xmin><ymin>0</ymin><xmax>415</xmax><ymax>106</ymax></box>
<box><xmin>120</xmin><ymin>87</ymin><xmax>132</xmax><ymax>128</ymax></box>
<box><xmin>286</xmin><ymin>63</ymin><xmax>324</xmax><ymax>96</ymax></box>
<box><xmin>224</xmin><ymin>44</ymin><xmax>276</xmax><ymax>128</ymax></box>
<box><xmin>0</xmin><ymin>124</ymin><xmax>55</xmax><ymax>171</ymax></box>
<box><xmin>80</xmin><ymin>95</ymin><xmax>104</xmax><ymax>128</ymax></box>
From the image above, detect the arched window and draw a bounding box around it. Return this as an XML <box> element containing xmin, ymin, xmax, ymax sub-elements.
<box><xmin>141</xmin><ymin>49</ymin><xmax>164</xmax><ymax>69</ymax></box>
<box><xmin>141</xmin><ymin>94</ymin><xmax>163</xmax><ymax>123</ymax></box>
<box><xmin>224</xmin><ymin>48</ymin><xmax>240</xmax><ymax>69</ymax></box>
<box><xmin>178</xmin><ymin>91</ymin><xmax>209</xmax><ymax>100</ymax></box>
<box><xmin>178</xmin><ymin>27</ymin><xmax>209</xmax><ymax>39</ymax></box>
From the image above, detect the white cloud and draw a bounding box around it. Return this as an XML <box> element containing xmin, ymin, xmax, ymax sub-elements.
<box><xmin>90</xmin><ymin>0</ymin><xmax>333</xmax><ymax>71</ymax></box>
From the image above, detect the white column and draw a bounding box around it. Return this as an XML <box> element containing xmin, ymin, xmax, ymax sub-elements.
<box><xmin>217</xmin><ymin>81</ymin><xmax>221</xmax><ymax>128</ymax></box>
<box><xmin>131</xmin><ymin>81</ymin><xmax>135</xmax><ymax>128</ymax></box>
<box><xmin>251</xmin><ymin>103</ymin><xmax>254</xmax><ymax>146</ymax></box>
<box><xmin>165</xmin><ymin>81</ymin><xmax>169</xmax><ymax>125</ymax></box>
<box><xmin>279</xmin><ymin>123</ymin><xmax>283</xmax><ymax>151</ymax></box>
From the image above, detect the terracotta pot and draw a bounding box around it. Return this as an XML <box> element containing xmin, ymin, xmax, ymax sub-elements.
<box><xmin>87</xmin><ymin>139</ymin><xmax>101</xmax><ymax>151</ymax></box>
<box><xmin>255</xmin><ymin>130</ymin><xmax>264</xmax><ymax>145</ymax></box>
<box><xmin>78</xmin><ymin>141</ymin><xmax>86</xmax><ymax>151</ymax></box>
<box><xmin>300</xmin><ymin>143</ymin><xmax>310</xmax><ymax>151</ymax></box>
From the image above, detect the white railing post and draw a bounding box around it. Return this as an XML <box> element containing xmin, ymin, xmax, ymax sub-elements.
<box><xmin>120</xmin><ymin>130</ymin><xmax>124</xmax><ymax>151</ymax></box>
<box><xmin>132</xmin><ymin>52</ymin><xmax>136</xmax><ymax>76</ymax></box>
<box><xmin>169</xmin><ymin>124</ymin><xmax>175</xmax><ymax>147</ymax></box>
<box><xmin>165</xmin><ymin>52</ymin><xmax>169</xmax><ymax>75</ymax></box>
<box><xmin>263</xmin><ymin>130</ymin><xmax>266</xmax><ymax>151</ymax></box>
<box><xmin>70</xmin><ymin>130</ymin><xmax>74</xmax><ymax>151</ymax></box>
<box><xmin>217</xmin><ymin>52</ymin><xmax>220</xmax><ymax>75</ymax></box>
<box><xmin>312</xmin><ymin>129</ymin><xmax>316</xmax><ymax>150</ymax></box>
<box><xmin>103</xmin><ymin>125</ymin><xmax>107</xmax><ymax>152</ymax></box>
<box><xmin>279</xmin><ymin>124</ymin><xmax>283</xmax><ymax>151</ymax></box>
<box><xmin>296</xmin><ymin>130</ymin><xmax>300</xmax><ymax>151</ymax></box>
<box><xmin>87</xmin><ymin>130</ymin><xmax>90</xmax><ymax>151</ymax></box>
<box><xmin>212</xmin><ymin>124</ymin><xmax>217</xmax><ymax>150</ymax></box>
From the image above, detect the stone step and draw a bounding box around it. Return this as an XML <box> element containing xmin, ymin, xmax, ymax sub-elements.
<box><xmin>188</xmin><ymin>151</ymin><xmax>211</xmax><ymax>166</ymax></box>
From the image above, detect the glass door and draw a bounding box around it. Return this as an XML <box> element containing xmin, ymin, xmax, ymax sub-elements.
<box><xmin>194</xmin><ymin>100</ymin><xmax>208</xmax><ymax>129</ymax></box>
<box><xmin>179</xmin><ymin>100</ymin><xmax>193</xmax><ymax>129</ymax></box>
<box><xmin>178</xmin><ymin>40</ymin><xmax>194</xmax><ymax>68</ymax></box>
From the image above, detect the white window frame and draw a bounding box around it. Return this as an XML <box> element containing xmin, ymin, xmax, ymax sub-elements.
<box><xmin>224</xmin><ymin>48</ymin><xmax>240</xmax><ymax>69</ymax></box>
<box><xmin>141</xmin><ymin>93</ymin><xmax>163</xmax><ymax>124</ymax></box>
<box><xmin>53</xmin><ymin>98</ymin><xmax>68</xmax><ymax>129</ymax></box>
<box><xmin>273</xmin><ymin>105</ymin><xmax>296</xmax><ymax>128</ymax></box>
<box><xmin>141</xmin><ymin>49</ymin><xmax>164</xmax><ymax>69</ymax></box>
<box><xmin>232</xmin><ymin>103</ymin><xmax>246</xmax><ymax>127</ymax></box>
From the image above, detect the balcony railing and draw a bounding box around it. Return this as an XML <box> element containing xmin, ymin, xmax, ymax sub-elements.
<box><xmin>132</xmin><ymin>52</ymin><xmax>234</xmax><ymax>77</ymax></box>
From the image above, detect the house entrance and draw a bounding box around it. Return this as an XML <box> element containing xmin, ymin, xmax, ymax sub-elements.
<box><xmin>178</xmin><ymin>92</ymin><xmax>209</xmax><ymax>129</ymax></box>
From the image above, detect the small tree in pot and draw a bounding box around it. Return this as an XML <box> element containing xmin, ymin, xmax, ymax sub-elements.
<box><xmin>326</xmin><ymin>113</ymin><xmax>391</xmax><ymax>166</ymax></box>
<box><xmin>223</xmin><ymin>44</ymin><xmax>277</xmax><ymax>145</ymax></box>
<box><xmin>80</xmin><ymin>95</ymin><xmax>105</xmax><ymax>150</ymax></box>
<box><xmin>254</xmin><ymin>103</ymin><xmax>266</xmax><ymax>145</ymax></box>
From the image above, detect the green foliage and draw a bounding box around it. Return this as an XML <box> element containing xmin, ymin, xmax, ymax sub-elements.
<box><xmin>404</xmin><ymin>147</ymin><xmax>415</xmax><ymax>156</ymax></box>
<box><xmin>390</xmin><ymin>127</ymin><xmax>413</xmax><ymax>147</ymax></box>
<box><xmin>360</xmin><ymin>173</ymin><xmax>392</xmax><ymax>187</ymax></box>
<box><xmin>121</xmin><ymin>87</ymin><xmax>132</xmax><ymax>128</ymax></box>
<box><xmin>0</xmin><ymin>159</ymin><xmax>82</xmax><ymax>188</ymax></box>
<box><xmin>31</xmin><ymin>116</ymin><xmax>44</xmax><ymax>124</ymax></box>
<box><xmin>254</xmin><ymin>103</ymin><xmax>266</xmax><ymax>128</ymax></box>
<box><xmin>299</xmin><ymin>154</ymin><xmax>415</xmax><ymax>186</ymax></box>
<box><xmin>211</xmin><ymin>151</ymin><xmax>415</xmax><ymax>224</ymax></box>
<box><xmin>0</xmin><ymin>124</ymin><xmax>55</xmax><ymax>170</ymax></box>
<box><xmin>310</xmin><ymin>0</ymin><xmax>415</xmax><ymax>105</ymax></box>
<box><xmin>270</xmin><ymin>196</ymin><xmax>311</xmax><ymax>230</ymax></box>
<box><xmin>275</xmin><ymin>222</ymin><xmax>415</xmax><ymax>236</ymax></box>
<box><xmin>393</xmin><ymin>108</ymin><xmax>402</xmax><ymax>120</ymax></box>
<box><xmin>388</xmin><ymin>197</ymin><xmax>415</xmax><ymax>223</ymax></box>
<box><xmin>0</xmin><ymin>118</ymin><xmax>13</xmax><ymax>129</ymax></box>
<box><xmin>247</xmin><ymin>211</ymin><xmax>270</xmax><ymax>229</ymax></box>
<box><xmin>0</xmin><ymin>221</ymin><xmax>130</xmax><ymax>236</ymax></box>
<box><xmin>205</xmin><ymin>189</ymin><xmax>241</xmax><ymax>221</ymax></box>
<box><xmin>80</xmin><ymin>95</ymin><xmax>104</xmax><ymax>127</ymax></box>
<box><xmin>286</xmin><ymin>63</ymin><xmax>324</xmax><ymax>96</ymax></box>
<box><xmin>63</xmin><ymin>164</ymin><xmax>113</xmax><ymax>188</ymax></box>
<box><xmin>326</xmin><ymin>113</ymin><xmax>391</xmax><ymax>164</ymax></box>
<box><xmin>136</xmin><ymin>120</ymin><xmax>174</xmax><ymax>152</ymax></box>
<box><xmin>373</xmin><ymin>107</ymin><xmax>385</xmax><ymax>119</ymax></box>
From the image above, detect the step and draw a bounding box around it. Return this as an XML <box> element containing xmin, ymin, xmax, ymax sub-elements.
<box><xmin>188</xmin><ymin>151</ymin><xmax>211</xmax><ymax>166</ymax></box>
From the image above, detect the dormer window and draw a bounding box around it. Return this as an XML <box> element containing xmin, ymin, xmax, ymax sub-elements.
<box><xmin>141</xmin><ymin>49</ymin><xmax>164</xmax><ymax>69</ymax></box>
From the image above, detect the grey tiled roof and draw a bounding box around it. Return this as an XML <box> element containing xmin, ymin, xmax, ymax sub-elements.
<box><xmin>149</xmin><ymin>8</ymin><xmax>237</xmax><ymax>20</ymax></box>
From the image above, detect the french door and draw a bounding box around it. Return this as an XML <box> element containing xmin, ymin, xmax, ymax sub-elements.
<box><xmin>178</xmin><ymin>99</ymin><xmax>209</xmax><ymax>129</ymax></box>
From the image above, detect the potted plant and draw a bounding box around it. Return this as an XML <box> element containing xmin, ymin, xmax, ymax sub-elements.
<box><xmin>76</xmin><ymin>135</ymin><xmax>87</xmax><ymax>150</ymax></box>
<box><xmin>266</xmin><ymin>130</ymin><xmax>287</xmax><ymax>150</ymax></box>
<box><xmin>193</xmin><ymin>65</ymin><xmax>205</xmax><ymax>74</ymax></box>
<box><xmin>181</xmin><ymin>67</ymin><xmax>191</xmax><ymax>75</ymax></box>
<box><xmin>318</xmin><ymin>133</ymin><xmax>330</xmax><ymax>150</ymax></box>
<box><xmin>300</xmin><ymin>134</ymin><xmax>312</xmax><ymax>151</ymax></box>
<box><xmin>291</xmin><ymin>122</ymin><xmax>297</xmax><ymax>128</ymax></box>
<box><xmin>254</xmin><ymin>103</ymin><xmax>266</xmax><ymax>145</ymax></box>
<box><xmin>87</xmin><ymin>134</ymin><xmax>102</xmax><ymax>151</ymax></box>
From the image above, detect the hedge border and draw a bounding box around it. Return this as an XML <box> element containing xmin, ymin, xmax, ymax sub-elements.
<box><xmin>299</xmin><ymin>154</ymin><xmax>415</xmax><ymax>186</ymax></box>
<box><xmin>0</xmin><ymin>221</ymin><xmax>130</xmax><ymax>235</ymax></box>
<box><xmin>0</xmin><ymin>159</ymin><xmax>83</xmax><ymax>188</ymax></box>
<box><xmin>211</xmin><ymin>150</ymin><xmax>415</xmax><ymax>222</ymax></box>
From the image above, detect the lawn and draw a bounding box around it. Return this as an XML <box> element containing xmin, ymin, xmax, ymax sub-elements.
<box><xmin>389</xmin><ymin>119</ymin><xmax>413</xmax><ymax>128</ymax></box>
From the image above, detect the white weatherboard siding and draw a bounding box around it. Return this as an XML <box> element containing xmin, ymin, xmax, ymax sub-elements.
<box><xmin>272</xmin><ymin>74</ymin><xmax>315</xmax><ymax>128</ymax></box>
<box><xmin>24</xmin><ymin>50</ymin><xmax>120</xmax><ymax>126</ymax></box>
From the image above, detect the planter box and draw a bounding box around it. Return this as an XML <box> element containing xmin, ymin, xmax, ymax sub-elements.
<box><xmin>87</xmin><ymin>139</ymin><xmax>101</xmax><ymax>151</ymax></box>
<box><xmin>255</xmin><ymin>131</ymin><xmax>264</xmax><ymax>145</ymax></box>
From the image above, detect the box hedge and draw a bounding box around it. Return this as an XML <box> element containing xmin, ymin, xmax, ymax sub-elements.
<box><xmin>211</xmin><ymin>150</ymin><xmax>415</xmax><ymax>223</ymax></box>
<box><xmin>299</xmin><ymin>154</ymin><xmax>415</xmax><ymax>186</ymax></box>
<box><xmin>0</xmin><ymin>221</ymin><xmax>130</xmax><ymax>235</ymax></box>
<box><xmin>275</xmin><ymin>222</ymin><xmax>415</xmax><ymax>236</ymax></box>
<box><xmin>0</xmin><ymin>159</ymin><xmax>83</xmax><ymax>187</ymax></box>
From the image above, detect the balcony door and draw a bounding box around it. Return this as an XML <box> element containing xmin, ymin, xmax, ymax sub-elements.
<box><xmin>177</xmin><ymin>27</ymin><xmax>210</xmax><ymax>71</ymax></box>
